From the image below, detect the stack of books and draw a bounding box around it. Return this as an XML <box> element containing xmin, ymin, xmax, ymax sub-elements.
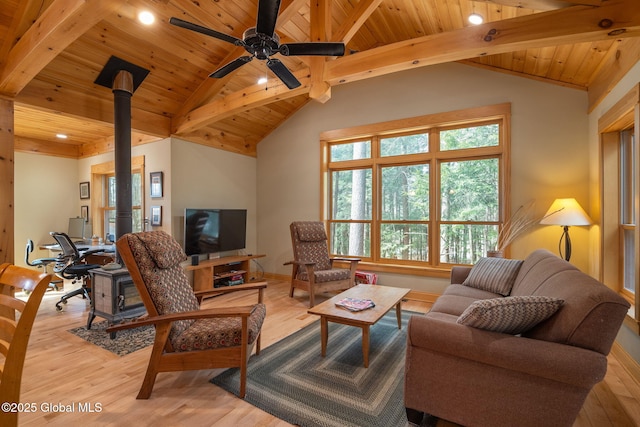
<box><xmin>335</xmin><ymin>297</ymin><xmax>375</xmax><ymax>312</ymax></box>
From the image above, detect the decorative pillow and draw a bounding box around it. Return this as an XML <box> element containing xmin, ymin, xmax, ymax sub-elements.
<box><xmin>457</xmin><ymin>295</ymin><xmax>564</xmax><ymax>335</ymax></box>
<box><xmin>462</xmin><ymin>257</ymin><xmax>524</xmax><ymax>296</ymax></box>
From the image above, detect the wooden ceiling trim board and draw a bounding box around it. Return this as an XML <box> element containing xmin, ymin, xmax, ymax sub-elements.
<box><xmin>459</xmin><ymin>59</ymin><xmax>585</xmax><ymax>90</ymax></box>
<box><xmin>176</xmin><ymin>128</ymin><xmax>254</xmax><ymax>157</ymax></box>
<box><xmin>173</xmin><ymin>74</ymin><xmax>311</xmax><ymax>134</ymax></box>
<box><xmin>79</xmin><ymin>133</ymin><xmax>162</xmax><ymax>158</ymax></box>
<box><xmin>0</xmin><ymin>0</ymin><xmax>129</xmax><ymax>97</ymax></box>
<box><xmin>588</xmin><ymin>37</ymin><xmax>640</xmax><ymax>111</ymax></box>
<box><xmin>332</xmin><ymin>0</ymin><xmax>383</xmax><ymax>44</ymax></box>
<box><xmin>14</xmin><ymin>135</ymin><xmax>80</xmax><ymax>158</ymax></box>
<box><xmin>325</xmin><ymin>0</ymin><xmax>640</xmax><ymax>86</ymax></box>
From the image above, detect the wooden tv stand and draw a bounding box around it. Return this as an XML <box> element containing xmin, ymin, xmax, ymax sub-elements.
<box><xmin>184</xmin><ymin>254</ymin><xmax>265</xmax><ymax>291</ymax></box>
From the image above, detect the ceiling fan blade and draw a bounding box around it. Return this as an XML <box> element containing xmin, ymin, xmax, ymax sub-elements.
<box><xmin>169</xmin><ymin>17</ymin><xmax>243</xmax><ymax>46</ymax></box>
<box><xmin>279</xmin><ymin>42</ymin><xmax>346</xmax><ymax>57</ymax></box>
<box><xmin>210</xmin><ymin>56</ymin><xmax>253</xmax><ymax>78</ymax></box>
<box><xmin>256</xmin><ymin>0</ymin><xmax>281</xmax><ymax>37</ymax></box>
<box><xmin>267</xmin><ymin>58</ymin><xmax>301</xmax><ymax>89</ymax></box>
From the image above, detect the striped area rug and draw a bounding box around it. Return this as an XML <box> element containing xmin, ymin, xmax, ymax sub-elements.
<box><xmin>211</xmin><ymin>310</ymin><xmax>415</xmax><ymax>427</ymax></box>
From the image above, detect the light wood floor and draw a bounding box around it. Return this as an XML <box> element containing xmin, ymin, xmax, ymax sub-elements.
<box><xmin>13</xmin><ymin>279</ymin><xmax>640</xmax><ymax>426</ymax></box>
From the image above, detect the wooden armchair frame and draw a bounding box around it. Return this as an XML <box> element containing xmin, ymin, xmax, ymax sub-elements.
<box><xmin>0</xmin><ymin>263</ymin><xmax>51</xmax><ymax>427</ymax></box>
<box><xmin>108</xmin><ymin>233</ymin><xmax>266</xmax><ymax>399</ymax></box>
<box><xmin>285</xmin><ymin>221</ymin><xmax>360</xmax><ymax>307</ymax></box>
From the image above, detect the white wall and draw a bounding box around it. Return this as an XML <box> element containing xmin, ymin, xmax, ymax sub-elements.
<box><xmin>170</xmin><ymin>138</ymin><xmax>258</xmax><ymax>255</ymax></box>
<box><xmin>14</xmin><ymin>152</ymin><xmax>79</xmax><ymax>266</ymax></box>
<box><xmin>257</xmin><ymin>62</ymin><xmax>589</xmax><ymax>294</ymax></box>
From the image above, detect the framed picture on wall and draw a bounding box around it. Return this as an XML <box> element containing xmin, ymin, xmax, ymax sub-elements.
<box><xmin>81</xmin><ymin>205</ymin><xmax>89</xmax><ymax>222</ymax></box>
<box><xmin>79</xmin><ymin>182</ymin><xmax>90</xmax><ymax>199</ymax></box>
<box><xmin>150</xmin><ymin>171</ymin><xmax>163</xmax><ymax>198</ymax></box>
<box><xmin>150</xmin><ymin>206</ymin><xmax>162</xmax><ymax>226</ymax></box>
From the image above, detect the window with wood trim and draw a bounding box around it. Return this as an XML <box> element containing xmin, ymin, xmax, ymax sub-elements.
<box><xmin>599</xmin><ymin>83</ymin><xmax>639</xmax><ymax>332</ymax></box>
<box><xmin>321</xmin><ymin>104</ymin><xmax>510</xmax><ymax>270</ymax></box>
<box><xmin>620</xmin><ymin>128</ymin><xmax>636</xmax><ymax>298</ymax></box>
<box><xmin>90</xmin><ymin>156</ymin><xmax>145</xmax><ymax>241</ymax></box>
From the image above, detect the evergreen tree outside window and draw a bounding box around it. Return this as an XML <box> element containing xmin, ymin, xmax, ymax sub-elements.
<box><xmin>321</xmin><ymin>104</ymin><xmax>509</xmax><ymax>270</ymax></box>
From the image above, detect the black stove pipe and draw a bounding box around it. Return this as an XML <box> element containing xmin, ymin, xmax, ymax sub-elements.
<box><xmin>113</xmin><ymin>70</ymin><xmax>133</xmax><ymax>242</ymax></box>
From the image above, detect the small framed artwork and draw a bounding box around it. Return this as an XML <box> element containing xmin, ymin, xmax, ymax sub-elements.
<box><xmin>79</xmin><ymin>182</ymin><xmax>90</xmax><ymax>199</ymax></box>
<box><xmin>150</xmin><ymin>205</ymin><xmax>162</xmax><ymax>226</ymax></box>
<box><xmin>150</xmin><ymin>171</ymin><xmax>163</xmax><ymax>198</ymax></box>
<box><xmin>81</xmin><ymin>205</ymin><xmax>89</xmax><ymax>222</ymax></box>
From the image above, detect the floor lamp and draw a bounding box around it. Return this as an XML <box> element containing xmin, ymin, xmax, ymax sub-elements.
<box><xmin>540</xmin><ymin>198</ymin><xmax>592</xmax><ymax>262</ymax></box>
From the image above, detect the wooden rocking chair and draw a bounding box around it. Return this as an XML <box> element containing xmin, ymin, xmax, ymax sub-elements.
<box><xmin>107</xmin><ymin>231</ymin><xmax>267</xmax><ymax>399</ymax></box>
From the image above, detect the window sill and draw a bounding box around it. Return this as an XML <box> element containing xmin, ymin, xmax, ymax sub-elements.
<box><xmin>332</xmin><ymin>259</ymin><xmax>452</xmax><ymax>279</ymax></box>
<box><xmin>623</xmin><ymin>304</ymin><xmax>640</xmax><ymax>335</ymax></box>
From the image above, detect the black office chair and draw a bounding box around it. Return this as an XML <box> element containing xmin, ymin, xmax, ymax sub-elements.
<box><xmin>51</xmin><ymin>232</ymin><xmax>102</xmax><ymax>312</ymax></box>
<box><xmin>25</xmin><ymin>239</ymin><xmax>62</xmax><ymax>291</ymax></box>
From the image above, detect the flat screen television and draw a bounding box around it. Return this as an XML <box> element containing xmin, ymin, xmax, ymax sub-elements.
<box><xmin>184</xmin><ymin>208</ymin><xmax>247</xmax><ymax>256</ymax></box>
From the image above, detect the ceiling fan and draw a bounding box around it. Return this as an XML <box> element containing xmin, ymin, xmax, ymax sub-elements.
<box><xmin>169</xmin><ymin>0</ymin><xmax>346</xmax><ymax>89</ymax></box>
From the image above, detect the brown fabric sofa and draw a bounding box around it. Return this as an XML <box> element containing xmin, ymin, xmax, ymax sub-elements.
<box><xmin>404</xmin><ymin>249</ymin><xmax>631</xmax><ymax>427</ymax></box>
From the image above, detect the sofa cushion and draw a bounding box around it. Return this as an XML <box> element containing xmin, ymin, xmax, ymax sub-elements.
<box><xmin>462</xmin><ymin>257</ymin><xmax>524</xmax><ymax>296</ymax></box>
<box><xmin>457</xmin><ymin>295</ymin><xmax>564</xmax><ymax>334</ymax></box>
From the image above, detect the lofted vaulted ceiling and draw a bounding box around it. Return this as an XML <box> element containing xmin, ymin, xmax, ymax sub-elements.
<box><xmin>1</xmin><ymin>0</ymin><xmax>639</xmax><ymax>158</ymax></box>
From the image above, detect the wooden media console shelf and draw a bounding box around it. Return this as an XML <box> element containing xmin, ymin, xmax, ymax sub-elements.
<box><xmin>184</xmin><ymin>254</ymin><xmax>265</xmax><ymax>291</ymax></box>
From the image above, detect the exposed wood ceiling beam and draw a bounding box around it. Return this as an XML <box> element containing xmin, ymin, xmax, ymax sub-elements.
<box><xmin>309</xmin><ymin>0</ymin><xmax>332</xmax><ymax>102</ymax></box>
<box><xmin>587</xmin><ymin>37</ymin><xmax>640</xmax><ymax>111</ymax></box>
<box><xmin>174</xmin><ymin>0</ymin><xmax>637</xmax><ymax>137</ymax></box>
<box><xmin>174</xmin><ymin>46</ymin><xmax>247</xmax><ymax>118</ymax></box>
<box><xmin>173</xmin><ymin>73</ymin><xmax>311</xmax><ymax>134</ymax></box>
<box><xmin>332</xmin><ymin>0</ymin><xmax>383</xmax><ymax>44</ymax></box>
<box><xmin>0</xmin><ymin>0</ymin><xmax>43</xmax><ymax>64</ymax></box>
<box><xmin>325</xmin><ymin>0</ymin><xmax>640</xmax><ymax>86</ymax></box>
<box><xmin>0</xmin><ymin>0</ymin><xmax>128</xmax><ymax>97</ymax></box>
<box><xmin>172</xmin><ymin>0</ymin><xmax>308</xmax><ymax>121</ymax></box>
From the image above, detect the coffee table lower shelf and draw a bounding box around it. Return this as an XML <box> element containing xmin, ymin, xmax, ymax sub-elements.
<box><xmin>307</xmin><ymin>284</ymin><xmax>410</xmax><ymax>368</ymax></box>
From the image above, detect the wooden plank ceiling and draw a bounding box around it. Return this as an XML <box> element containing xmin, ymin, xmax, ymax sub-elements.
<box><xmin>1</xmin><ymin>0</ymin><xmax>639</xmax><ymax>158</ymax></box>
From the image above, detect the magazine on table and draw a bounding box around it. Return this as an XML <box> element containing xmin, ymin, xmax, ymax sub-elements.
<box><xmin>335</xmin><ymin>297</ymin><xmax>375</xmax><ymax>312</ymax></box>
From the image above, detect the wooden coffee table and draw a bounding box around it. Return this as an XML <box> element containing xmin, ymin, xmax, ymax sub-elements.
<box><xmin>307</xmin><ymin>284</ymin><xmax>410</xmax><ymax>368</ymax></box>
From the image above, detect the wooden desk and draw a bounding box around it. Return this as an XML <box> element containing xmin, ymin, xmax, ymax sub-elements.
<box><xmin>184</xmin><ymin>254</ymin><xmax>265</xmax><ymax>291</ymax></box>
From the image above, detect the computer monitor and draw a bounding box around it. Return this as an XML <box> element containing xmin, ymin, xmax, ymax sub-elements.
<box><xmin>67</xmin><ymin>217</ymin><xmax>86</xmax><ymax>240</ymax></box>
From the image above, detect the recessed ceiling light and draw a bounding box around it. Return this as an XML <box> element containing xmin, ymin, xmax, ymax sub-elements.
<box><xmin>468</xmin><ymin>13</ymin><xmax>484</xmax><ymax>25</ymax></box>
<box><xmin>138</xmin><ymin>11</ymin><xmax>155</xmax><ymax>25</ymax></box>
<box><xmin>258</xmin><ymin>77</ymin><xmax>268</xmax><ymax>85</ymax></box>
<box><xmin>56</xmin><ymin>133</ymin><xmax>68</xmax><ymax>139</ymax></box>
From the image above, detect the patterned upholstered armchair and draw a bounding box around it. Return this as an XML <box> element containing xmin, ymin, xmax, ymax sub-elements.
<box><xmin>285</xmin><ymin>221</ymin><xmax>360</xmax><ymax>307</ymax></box>
<box><xmin>108</xmin><ymin>231</ymin><xmax>267</xmax><ymax>399</ymax></box>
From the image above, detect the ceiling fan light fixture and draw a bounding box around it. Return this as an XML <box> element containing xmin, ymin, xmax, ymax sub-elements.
<box><xmin>468</xmin><ymin>13</ymin><xmax>484</xmax><ymax>25</ymax></box>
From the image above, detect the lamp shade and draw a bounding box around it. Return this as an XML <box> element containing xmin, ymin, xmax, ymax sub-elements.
<box><xmin>540</xmin><ymin>198</ymin><xmax>592</xmax><ymax>226</ymax></box>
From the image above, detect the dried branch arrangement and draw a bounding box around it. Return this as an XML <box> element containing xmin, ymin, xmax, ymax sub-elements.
<box><xmin>496</xmin><ymin>200</ymin><xmax>559</xmax><ymax>251</ymax></box>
